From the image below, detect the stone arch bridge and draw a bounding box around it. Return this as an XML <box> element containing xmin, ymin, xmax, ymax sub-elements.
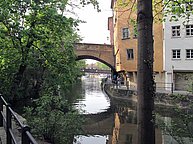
<box><xmin>74</xmin><ymin>43</ymin><xmax>115</xmax><ymax>70</ymax></box>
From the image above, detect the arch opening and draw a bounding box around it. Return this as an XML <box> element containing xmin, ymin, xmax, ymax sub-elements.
<box><xmin>76</xmin><ymin>55</ymin><xmax>115</xmax><ymax>72</ymax></box>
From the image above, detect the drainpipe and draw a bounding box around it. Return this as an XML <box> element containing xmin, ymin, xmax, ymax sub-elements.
<box><xmin>171</xmin><ymin>65</ymin><xmax>174</xmax><ymax>93</ymax></box>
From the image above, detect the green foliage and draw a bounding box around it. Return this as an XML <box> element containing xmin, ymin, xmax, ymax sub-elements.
<box><xmin>156</xmin><ymin>94</ymin><xmax>193</xmax><ymax>144</ymax></box>
<box><xmin>0</xmin><ymin>0</ymin><xmax>99</xmax><ymax>143</ymax></box>
<box><xmin>164</xmin><ymin>0</ymin><xmax>193</xmax><ymax>21</ymax></box>
<box><xmin>0</xmin><ymin>0</ymin><xmax>100</xmax><ymax>100</ymax></box>
<box><xmin>175</xmin><ymin>73</ymin><xmax>193</xmax><ymax>92</ymax></box>
<box><xmin>0</xmin><ymin>0</ymin><xmax>78</xmax><ymax>99</ymax></box>
<box><xmin>77</xmin><ymin>60</ymin><xmax>86</xmax><ymax>68</ymax></box>
<box><xmin>80</xmin><ymin>0</ymin><xmax>100</xmax><ymax>11</ymax></box>
<box><xmin>157</xmin><ymin>114</ymin><xmax>193</xmax><ymax>144</ymax></box>
<box><xmin>96</xmin><ymin>62</ymin><xmax>110</xmax><ymax>70</ymax></box>
<box><xmin>74</xmin><ymin>60</ymin><xmax>87</xmax><ymax>77</ymax></box>
<box><xmin>113</xmin><ymin>0</ymin><xmax>193</xmax><ymax>23</ymax></box>
<box><xmin>130</xmin><ymin>19</ymin><xmax>138</xmax><ymax>37</ymax></box>
<box><xmin>24</xmin><ymin>95</ymin><xmax>84</xmax><ymax>144</ymax></box>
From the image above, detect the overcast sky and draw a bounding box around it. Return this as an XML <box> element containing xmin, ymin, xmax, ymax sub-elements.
<box><xmin>75</xmin><ymin>0</ymin><xmax>112</xmax><ymax>44</ymax></box>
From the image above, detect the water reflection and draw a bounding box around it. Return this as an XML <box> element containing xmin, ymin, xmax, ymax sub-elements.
<box><xmin>73</xmin><ymin>77</ymin><xmax>110</xmax><ymax>114</ymax></box>
<box><xmin>69</xmin><ymin>77</ymin><xmax>193</xmax><ymax>144</ymax></box>
<box><xmin>75</xmin><ymin>135</ymin><xmax>108</xmax><ymax>144</ymax></box>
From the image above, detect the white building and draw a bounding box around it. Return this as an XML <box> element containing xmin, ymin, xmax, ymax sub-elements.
<box><xmin>163</xmin><ymin>6</ymin><xmax>193</xmax><ymax>91</ymax></box>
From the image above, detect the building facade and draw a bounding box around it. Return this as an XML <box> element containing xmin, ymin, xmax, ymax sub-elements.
<box><xmin>108</xmin><ymin>1</ymin><xmax>193</xmax><ymax>91</ymax></box>
<box><xmin>163</xmin><ymin>7</ymin><xmax>193</xmax><ymax>90</ymax></box>
<box><xmin>108</xmin><ymin>0</ymin><xmax>164</xmax><ymax>87</ymax></box>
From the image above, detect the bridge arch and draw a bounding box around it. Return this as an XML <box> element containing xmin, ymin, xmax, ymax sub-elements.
<box><xmin>76</xmin><ymin>55</ymin><xmax>115</xmax><ymax>71</ymax></box>
<box><xmin>74</xmin><ymin>43</ymin><xmax>115</xmax><ymax>71</ymax></box>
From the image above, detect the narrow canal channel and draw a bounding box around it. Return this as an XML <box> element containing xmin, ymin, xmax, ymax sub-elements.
<box><xmin>72</xmin><ymin>76</ymin><xmax>111</xmax><ymax>144</ymax></box>
<box><xmin>68</xmin><ymin>76</ymin><xmax>193</xmax><ymax>144</ymax></box>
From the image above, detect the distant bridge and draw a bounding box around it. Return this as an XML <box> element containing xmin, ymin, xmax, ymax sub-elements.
<box><xmin>80</xmin><ymin>68</ymin><xmax>111</xmax><ymax>74</ymax></box>
<box><xmin>74</xmin><ymin>43</ymin><xmax>115</xmax><ymax>70</ymax></box>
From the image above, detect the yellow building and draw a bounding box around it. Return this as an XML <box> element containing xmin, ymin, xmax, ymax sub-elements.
<box><xmin>108</xmin><ymin>0</ymin><xmax>164</xmax><ymax>84</ymax></box>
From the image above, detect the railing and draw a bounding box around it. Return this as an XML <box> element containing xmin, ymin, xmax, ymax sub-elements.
<box><xmin>80</xmin><ymin>68</ymin><xmax>111</xmax><ymax>74</ymax></box>
<box><xmin>0</xmin><ymin>95</ymin><xmax>38</xmax><ymax>144</ymax></box>
<box><xmin>122</xmin><ymin>81</ymin><xmax>174</xmax><ymax>93</ymax></box>
<box><xmin>155</xmin><ymin>82</ymin><xmax>174</xmax><ymax>93</ymax></box>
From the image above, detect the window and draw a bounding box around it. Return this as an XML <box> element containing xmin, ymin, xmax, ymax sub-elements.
<box><xmin>122</xmin><ymin>28</ymin><xmax>129</xmax><ymax>39</ymax></box>
<box><xmin>172</xmin><ymin>49</ymin><xmax>181</xmax><ymax>59</ymax></box>
<box><xmin>186</xmin><ymin>25</ymin><xmax>193</xmax><ymax>36</ymax></box>
<box><xmin>186</xmin><ymin>49</ymin><xmax>193</xmax><ymax>59</ymax></box>
<box><xmin>172</xmin><ymin>26</ymin><xmax>180</xmax><ymax>37</ymax></box>
<box><xmin>127</xmin><ymin>49</ymin><xmax>134</xmax><ymax>60</ymax></box>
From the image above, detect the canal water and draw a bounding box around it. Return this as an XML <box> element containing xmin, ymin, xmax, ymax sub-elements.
<box><xmin>70</xmin><ymin>76</ymin><xmax>111</xmax><ymax>144</ymax></box>
<box><xmin>68</xmin><ymin>76</ymin><xmax>193</xmax><ymax>144</ymax></box>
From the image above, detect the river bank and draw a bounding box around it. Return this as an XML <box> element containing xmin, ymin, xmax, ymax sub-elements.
<box><xmin>103</xmin><ymin>83</ymin><xmax>193</xmax><ymax>109</ymax></box>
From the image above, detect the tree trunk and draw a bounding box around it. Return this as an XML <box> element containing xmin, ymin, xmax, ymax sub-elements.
<box><xmin>10</xmin><ymin>64</ymin><xmax>27</xmax><ymax>101</ymax></box>
<box><xmin>137</xmin><ymin>0</ymin><xmax>155</xmax><ymax>144</ymax></box>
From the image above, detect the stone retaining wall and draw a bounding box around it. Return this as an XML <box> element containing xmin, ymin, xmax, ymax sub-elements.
<box><xmin>103</xmin><ymin>83</ymin><xmax>193</xmax><ymax>108</ymax></box>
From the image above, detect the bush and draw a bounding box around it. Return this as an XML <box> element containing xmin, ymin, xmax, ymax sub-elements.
<box><xmin>24</xmin><ymin>95</ymin><xmax>84</xmax><ymax>144</ymax></box>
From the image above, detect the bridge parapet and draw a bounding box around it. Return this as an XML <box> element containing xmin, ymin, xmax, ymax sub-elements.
<box><xmin>74</xmin><ymin>43</ymin><xmax>115</xmax><ymax>70</ymax></box>
<box><xmin>75</xmin><ymin>43</ymin><xmax>113</xmax><ymax>51</ymax></box>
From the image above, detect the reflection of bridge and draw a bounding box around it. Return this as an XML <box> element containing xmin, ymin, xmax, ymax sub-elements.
<box><xmin>80</xmin><ymin>68</ymin><xmax>111</xmax><ymax>74</ymax></box>
<box><xmin>82</xmin><ymin>108</ymin><xmax>114</xmax><ymax>135</ymax></box>
<box><xmin>74</xmin><ymin>43</ymin><xmax>115</xmax><ymax>71</ymax></box>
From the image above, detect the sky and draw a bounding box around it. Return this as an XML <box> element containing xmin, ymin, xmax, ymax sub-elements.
<box><xmin>75</xmin><ymin>0</ymin><xmax>112</xmax><ymax>44</ymax></box>
<box><xmin>74</xmin><ymin>0</ymin><xmax>113</xmax><ymax>63</ymax></box>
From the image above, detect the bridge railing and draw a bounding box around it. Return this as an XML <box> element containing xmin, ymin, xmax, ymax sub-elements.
<box><xmin>80</xmin><ymin>68</ymin><xmax>111</xmax><ymax>74</ymax></box>
<box><xmin>0</xmin><ymin>95</ymin><xmax>38</xmax><ymax>144</ymax></box>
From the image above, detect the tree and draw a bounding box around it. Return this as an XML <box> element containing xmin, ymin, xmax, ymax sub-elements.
<box><xmin>0</xmin><ymin>0</ymin><xmax>99</xmax><ymax>143</ymax></box>
<box><xmin>96</xmin><ymin>62</ymin><xmax>110</xmax><ymax>70</ymax></box>
<box><xmin>0</xmin><ymin>0</ymin><xmax>99</xmax><ymax>101</ymax></box>
<box><xmin>137</xmin><ymin>0</ymin><xmax>155</xmax><ymax>143</ymax></box>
